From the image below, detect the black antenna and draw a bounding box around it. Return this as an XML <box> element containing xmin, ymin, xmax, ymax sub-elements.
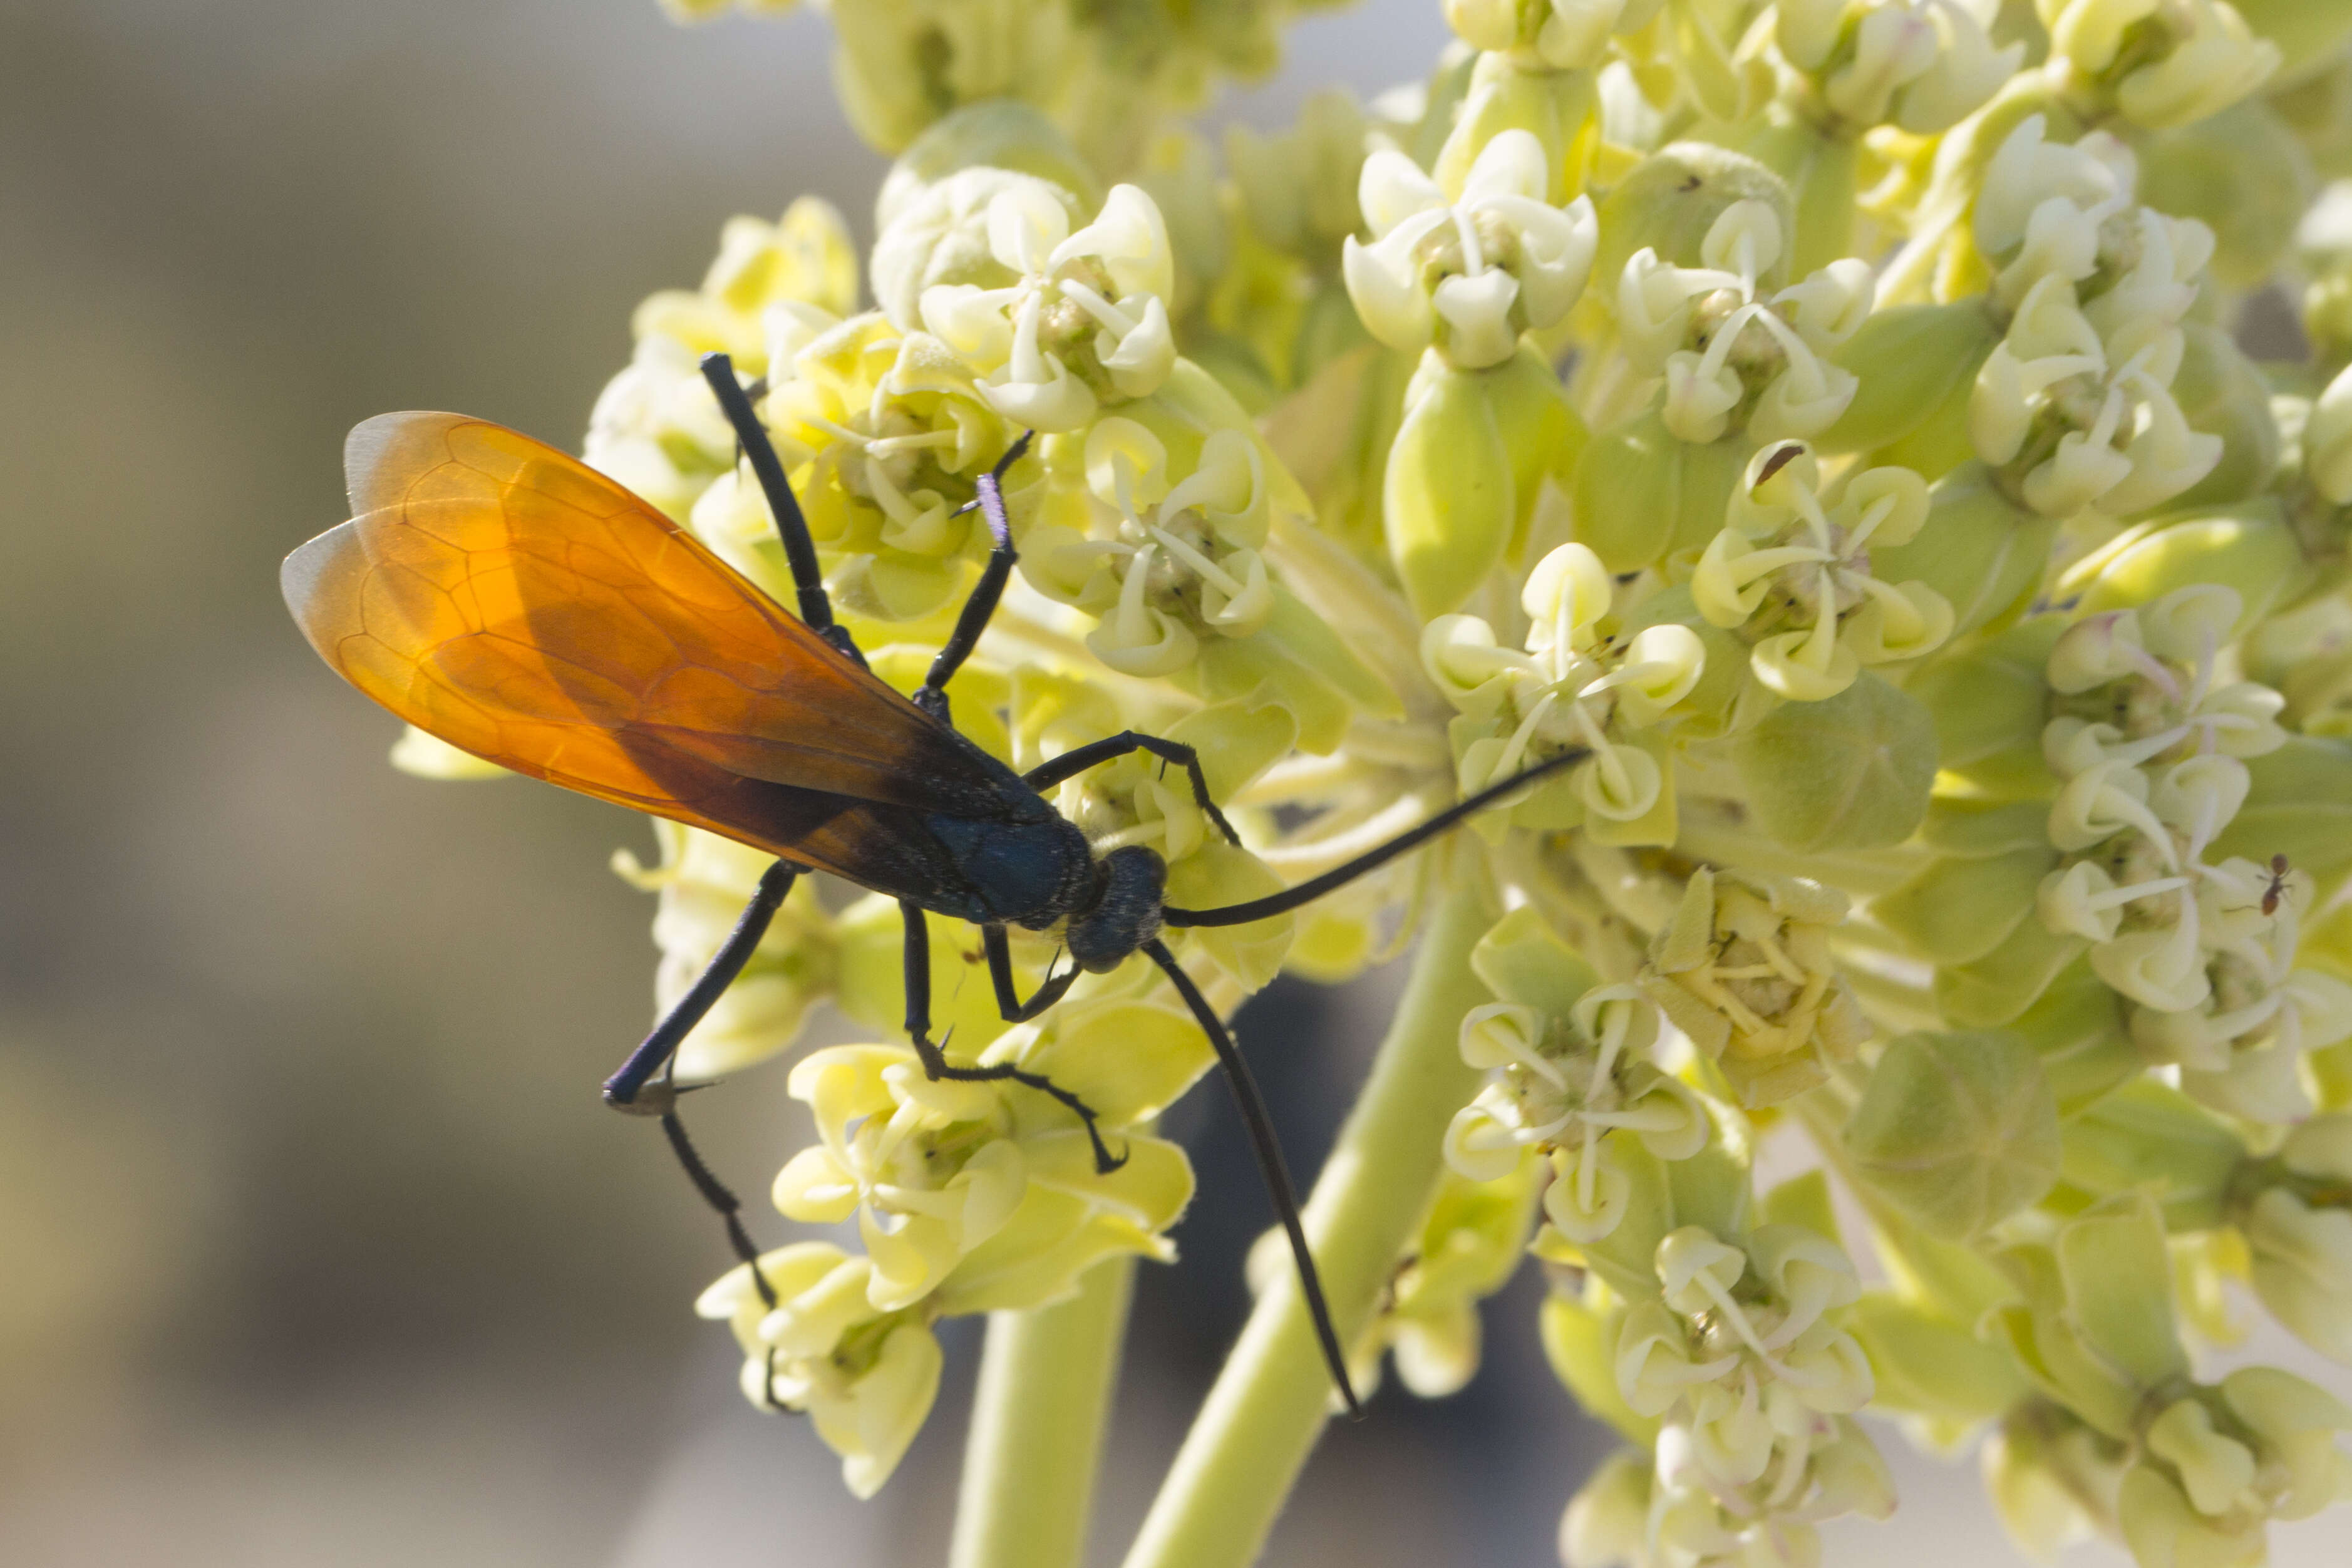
<box><xmin>1142</xmin><ymin>938</ymin><xmax>1363</xmax><ymax>1418</ymax></box>
<box><xmin>1163</xmin><ymin>747</ymin><xmax>1589</xmax><ymax>929</ymax></box>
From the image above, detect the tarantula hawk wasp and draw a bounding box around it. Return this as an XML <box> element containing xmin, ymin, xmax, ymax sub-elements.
<box><xmin>282</xmin><ymin>352</ymin><xmax>1584</xmax><ymax>1412</ymax></box>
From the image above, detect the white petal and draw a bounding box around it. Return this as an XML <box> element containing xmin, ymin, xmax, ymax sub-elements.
<box><xmin>1341</xmin><ymin>225</ymin><xmax>1437</xmax><ymax>353</ymax></box>
<box><xmin>1433</xmin><ymin>268</ymin><xmax>1522</xmax><ymax>368</ymax></box>
<box><xmin>1358</xmin><ymin>147</ymin><xmax>1445</xmax><ymax>239</ymax></box>
<box><xmin>1054</xmin><ymin>183</ymin><xmax>1174</xmax><ymax>305</ymax></box>
<box><xmin>1463</xmin><ymin>128</ymin><xmax>1550</xmax><ymax>204</ymax></box>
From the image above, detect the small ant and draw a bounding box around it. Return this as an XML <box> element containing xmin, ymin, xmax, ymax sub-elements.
<box><xmin>2262</xmin><ymin>854</ymin><xmax>2291</xmax><ymax>917</ymax></box>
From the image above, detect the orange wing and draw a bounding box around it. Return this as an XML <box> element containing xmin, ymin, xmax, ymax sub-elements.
<box><xmin>283</xmin><ymin>412</ymin><xmax>1019</xmax><ymax>887</ymax></box>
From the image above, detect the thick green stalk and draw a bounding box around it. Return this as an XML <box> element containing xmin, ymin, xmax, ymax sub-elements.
<box><xmin>949</xmin><ymin>1254</ymin><xmax>1137</xmax><ymax>1568</ymax></box>
<box><xmin>1120</xmin><ymin>853</ymin><xmax>1497</xmax><ymax>1568</ymax></box>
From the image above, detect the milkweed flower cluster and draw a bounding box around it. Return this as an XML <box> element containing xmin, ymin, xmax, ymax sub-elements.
<box><xmin>393</xmin><ymin>0</ymin><xmax>2352</xmax><ymax>1556</ymax></box>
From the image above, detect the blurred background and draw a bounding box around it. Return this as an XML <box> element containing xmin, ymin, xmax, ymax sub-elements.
<box><xmin>1</xmin><ymin>4</ymin><xmax>2344</xmax><ymax>1565</ymax></box>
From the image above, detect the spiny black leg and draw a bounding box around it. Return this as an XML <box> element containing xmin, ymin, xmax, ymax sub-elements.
<box><xmin>899</xmin><ymin>902</ymin><xmax>1127</xmax><ymax>1173</ymax></box>
<box><xmin>1023</xmin><ymin>732</ymin><xmax>1242</xmax><ymax>847</ymax></box>
<box><xmin>917</xmin><ymin>432</ymin><xmax>1034</xmax><ymax>721</ymax></box>
<box><xmin>1142</xmin><ymin>937</ymin><xmax>1363</xmax><ymax>1418</ymax></box>
<box><xmin>1162</xmin><ymin>746</ymin><xmax>1591</xmax><ymax>929</ymax></box>
<box><xmin>604</xmin><ymin>860</ymin><xmax>800</xmax><ymax>1109</ymax></box>
<box><xmin>604</xmin><ymin>859</ymin><xmax>798</xmax><ymax>1410</ymax></box>
<box><xmin>982</xmin><ymin>923</ymin><xmax>1080</xmax><ymax>1023</ymax></box>
<box><xmin>697</xmin><ymin>351</ymin><xmax>866</xmax><ymax>669</ymax></box>
<box><xmin>659</xmin><ymin>1108</ymin><xmax>785</xmax><ymax>1412</ymax></box>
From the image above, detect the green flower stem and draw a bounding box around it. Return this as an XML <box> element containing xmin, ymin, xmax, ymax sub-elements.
<box><xmin>1120</xmin><ymin>851</ymin><xmax>1498</xmax><ymax>1568</ymax></box>
<box><xmin>949</xmin><ymin>1254</ymin><xmax>1137</xmax><ymax>1568</ymax></box>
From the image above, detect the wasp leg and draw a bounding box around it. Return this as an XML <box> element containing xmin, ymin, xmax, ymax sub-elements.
<box><xmin>914</xmin><ymin>432</ymin><xmax>1034</xmax><ymax>723</ymax></box>
<box><xmin>899</xmin><ymin>901</ymin><xmax>1127</xmax><ymax>1173</ymax></box>
<box><xmin>699</xmin><ymin>351</ymin><xmax>866</xmax><ymax>669</ymax></box>
<box><xmin>599</xmin><ymin>858</ymin><xmax>800</xmax><ymax>1413</ymax></box>
<box><xmin>1022</xmin><ymin>733</ymin><xmax>1242</xmax><ymax>847</ymax></box>
<box><xmin>656</xmin><ymin>1108</ymin><xmax>787</xmax><ymax>1413</ymax></box>
<box><xmin>1141</xmin><ymin>937</ymin><xmax>1361</xmax><ymax>1418</ymax></box>
<box><xmin>603</xmin><ymin>859</ymin><xmax>800</xmax><ymax>1108</ymax></box>
<box><xmin>981</xmin><ymin>923</ymin><xmax>1080</xmax><ymax>1023</ymax></box>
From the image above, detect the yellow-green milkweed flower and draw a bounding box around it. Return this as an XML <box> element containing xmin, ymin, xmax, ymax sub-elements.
<box><xmin>1693</xmin><ymin>442</ymin><xmax>1953</xmax><ymax>701</ymax></box>
<box><xmin>696</xmin><ymin>1241</ymin><xmax>943</xmax><ymax>1498</ymax></box>
<box><xmin>1615</xmin><ymin>1225</ymin><xmax>1875</xmax><ymax>1496</ymax></box>
<box><xmin>374</xmin><ymin>0</ymin><xmax>2352</xmax><ymax>1553</ymax></box>
<box><xmin>772</xmin><ymin>1042</ymin><xmax>1194</xmax><ymax>1313</ymax></box>
<box><xmin>1769</xmin><ymin>0</ymin><xmax>2023</xmax><ymax>136</ymax></box>
<box><xmin>1422</xmin><ymin>542</ymin><xmax>1708</xmax><ymax>841</ymax></box>
<box><xmin>2241</xmin><ymin>1114</ymin><xmax>2352</xmax><ymax>1361</ymax></box>
<box><xmin>1966</xmin><ymin>118</ymin><xmax>2226</xmax><ymax>519</ymax></box>
<box><xmin>1641</xmin><ymin>865</ymin><xmax>1871</xmax><ymax>1106</ymax></box>
<box><xmin>1445</xmin><ymin>986</ymin><xmax>1708</xmax><ymax>1244</ymax></box>
<box><xmin>1614</xmin><ymin>199</ymin><xmax>1872</xmax><ymax>445</ymax></box>
<box><xmin>1446</xmin><ymin>0</ymin><xmax>1668</xmax><ymax>72</ymax></box>
<box><xmin>2038</xmin><ymin>0</ymin><xmax>2281</xmax><ymax>130</ymax></box>
<box><xmin>917</xmin><ymin>180</ymin><xmax>1179</xmax><ymax>430</ymax></box>
<box><xmin>1343</xmin><ymin>129</ymin><xmax>1599</xmax><ymax>371</ymax></box>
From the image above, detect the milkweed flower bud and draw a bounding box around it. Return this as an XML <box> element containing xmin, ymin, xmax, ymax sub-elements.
<box><xmin>823</xmin><ymin>0</ymin><xmax>1076</xmax><ymax>155</ymax></box>
<box><xmin>1385</xmin><ymin>357</ymin><xmax>1520</xmax><ymax>620</ymax></box>
<box><xmin>2247</xmin><ymin>1185</ymin><xmax>2352</xmax><ymax>1364</ymax></box>
<box><xmin>1569</xmin><ymin>411</ymin><xmax>1755</xmax><ymax>571</ymax></box>
<box><xmin>1815</xmin><ymin>296</ymin><xmax>2002</xmax><ymax>455</ymax></box>
<box><xmin>1342</xmin><ymin>130</ymin><xmax>1598</xmax><ymax>370</ymax></box>
<box><xmin>1988</xmin><ymin>1194</ymin><xmax>2191</xmax><ymax>1438</ymax></box>
<box><xmin>1731</xmin><ymin>671</ymin><xmax>1940</xmax><ymax>850</ymax></box>
<box><xmin>1842</xmin><ymin>1029</ymin><xmax>2061</xmax><ymax>1240</ymax></box>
